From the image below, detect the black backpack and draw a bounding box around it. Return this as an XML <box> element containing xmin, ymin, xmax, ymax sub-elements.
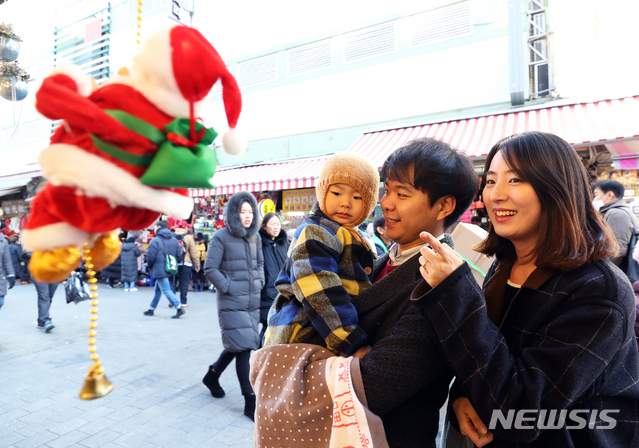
<box><xmin>175</xmin><ymin>234</ymin><xmax>186</xmax><ymax>264</ymax></box>
<box><xmin>618</xmin><ymin>208</ymin><xmax>639</xmax><ymax>283</ymax></box>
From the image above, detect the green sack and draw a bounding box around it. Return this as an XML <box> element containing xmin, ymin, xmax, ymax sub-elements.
<box><xmin>140</xmin><ymin>119</ymin><xmax>219</xmax><ymax>189</ymax></box>
<box><xmin>164</xmin><ymin>254</ymin><xmax>178</xmax><ymax>276</ymax></box>
<box><xmin>158</xmin><ymin>240</ymin><xmax>178</xmax><ymax>275</ymax></box>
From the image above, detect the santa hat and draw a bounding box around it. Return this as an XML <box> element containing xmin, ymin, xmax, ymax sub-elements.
<box><xmin>130</xmin><ymin>26</ymin><xmax>246</xmax><ymax>155</ymax></box>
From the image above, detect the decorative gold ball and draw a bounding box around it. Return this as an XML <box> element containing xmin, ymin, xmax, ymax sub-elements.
<box><xmin>90</xmin><ymin>233</ymin><xmax>122</xmax><ymax>270</ymax></box>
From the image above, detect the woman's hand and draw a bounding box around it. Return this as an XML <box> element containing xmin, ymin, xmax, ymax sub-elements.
<box><xmin>452</xmin><ymin>397</ymin><xmax>493</xmax><ymax>447</ymax></box>
<box><xmin>418</xmin><ymin>232</ymin><xmax>464</xmax><ymax>288</ymax></box>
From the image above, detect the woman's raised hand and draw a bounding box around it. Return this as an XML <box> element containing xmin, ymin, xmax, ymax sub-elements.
<box><xmin>418</xmin><ymin>232</ymin><xmax>464</xmax><ymax>288</ymax></box>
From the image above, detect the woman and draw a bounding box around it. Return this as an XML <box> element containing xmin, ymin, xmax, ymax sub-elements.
<box><xmin>412</xmin><ymin>132</ymin><xmax>639</xmax><ymax>447</ymax></box>
<box><xmin>100</xmin><ymin>237</ymin><xmax>123</xmax><ymax>288</ymax></box>
<box><xmin>202</xmin><ymin>191</ymin><xmax>264</xmax><ymax>421</ymax></box>
<box><xmin>120</xmin><ymin>237</ymin><xmax>141</xmax><ymax>292</ymax></box>
<box><xmin>193</xmin><ymin>233</ymin><xmax>208</xmax><ymax>292</ymax></box>
<box><xmin>258</xmin><ymin>212</ymin><xmax>289</xmax><ymax>346</ymax></box>
<box><xmin>134</xmin><ymin>236</ymin><xmax>147</xmax><ymax>273</ymax></box>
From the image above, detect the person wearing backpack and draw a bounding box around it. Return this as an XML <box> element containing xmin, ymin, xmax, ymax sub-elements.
<box><xmin>143</xmin><ymin>220</ymin><xmax>185</xmax><ymax>318</ymax></box>
<box><xmin>593</xmin><ymin>180</ymin><xmax>639</xmax><ymax>281</ymax></box>
<box><xmin>193</xmin><ymin>233</ymin><xmax>208</xmax><ymax>292</ymax></box>
<box><xmin>174</xmin><ymin>223</ymin><xmax>199</xmax><ymax>305</ymax></box>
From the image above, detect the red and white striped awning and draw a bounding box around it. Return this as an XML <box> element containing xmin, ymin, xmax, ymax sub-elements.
<box><xmin>189</xmin><ymin>155</ymin><xmax>331</xmax><ymax>197</ymax></box>
<box><xmin>347</xmin><ymin>96</ymin><xmax>639</xmax><ymax>168</ymax></box>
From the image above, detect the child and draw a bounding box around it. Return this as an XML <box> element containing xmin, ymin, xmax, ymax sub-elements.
<box><xmin>264</xmin><ymin>152</ymin><xmax>379</xmax><ymax>356</ymax></box>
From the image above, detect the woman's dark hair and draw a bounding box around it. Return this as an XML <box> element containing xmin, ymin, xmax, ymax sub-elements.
<box><xmin>126</xmin><ymin>236</ymin><xmax>136</xmax><ymax>243</ymax></box>
<box><xmin>381</xmin><ymin>138</ymin><xmax>479</xmax><ymax>228</ymax></box>
<box><xmin>261</xmin><ymin>212</ymin><xmax>280</xmax><ymax>229</ymax></box>
<box><xmin>476</xmin><ymin>131</ymin><xmax>617</xmax><ymax>269</ymax></box>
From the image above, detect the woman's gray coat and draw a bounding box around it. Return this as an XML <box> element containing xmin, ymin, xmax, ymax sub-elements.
<box><xmin>204</xmin><ymin>191</ymin><xmax>265</xmax><ymax>352</ymax></box>
<box><xmin>0</xmin><ymin>234</ymin><xmax>15</xmax><ymax>297</ymax></box>
<box><xmin>120</xmin><ymin>242</ymin><xmax>141</xmax><ymax>283</ymax></box>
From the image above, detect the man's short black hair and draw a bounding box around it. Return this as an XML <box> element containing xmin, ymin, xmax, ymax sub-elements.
<box><xmin>380</xmin><ymin>138</ymin><xmax>479</xmax><ymax>228</ymax></box>
<box><xmin>595</xmin><ymin>179</ymin><xmax>625</xmax><ymax>199</ymax></box>
<box><xmin>155</xmin><ymin>220</ymin><xmax>168</xmax><ymax>229</ymax></box>
<box><xmin>373</xmin><ymin>215</ymin><xmax>386</xmax><ymax>238</ymax></box>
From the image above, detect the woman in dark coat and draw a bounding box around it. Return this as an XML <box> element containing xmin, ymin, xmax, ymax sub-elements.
<box><xmin>258</xmin><ymin>212</ymin><xmax>289</xmax><ymax>347</ymax></box>
<box><xmin>120</xmin><ymin>237</ymin><xmax>141</xmax><ymax>291</ymax></box>
<box><xmin>100</xmin><ymin>239</ymin><xmax>122</xmax><ymax>288</ymax></box>
<box><xmin>412</xmin><ymin>132</ymin><xmax>639</xmax><ymax>447</ymax></box>
<box><xmin>202</xmin><ymin>191</ymin><xmax>264</xmax><ymax>421</ymax></box>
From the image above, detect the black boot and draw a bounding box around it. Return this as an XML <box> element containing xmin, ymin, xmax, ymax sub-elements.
<box><xmin>243</xmin><ymin>393</ymin><xmax>256</xmax><ymax>421</ymax></box>
<box><xmin>202</xmin><ymin>365</ymin><xmax>225</xmax><ymax>398</ymax></box>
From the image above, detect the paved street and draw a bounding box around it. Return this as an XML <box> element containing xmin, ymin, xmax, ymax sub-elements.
<box><xmin>1</xmin><ymin>280</ymin><xmax>448</xmax><ymax>448</ymax></box>
<box><xmin>0</xmin><ymin>281</ymin><xmax>254</xmax><ymax>448</ymax></box>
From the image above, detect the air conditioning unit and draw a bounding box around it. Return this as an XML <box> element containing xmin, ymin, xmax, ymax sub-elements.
<box><xmin>531</xmin><ymin>12</ymin><xmax>546</xmax><ymax>37</ymax></box>
<box><xmin>531</xmin><ymin>39</ymin><xmax>547</xmax><ymax>62</ymax></box>
<box><xmin>530</xmin><ymin>0</ymin><xmax>544</xmax><ymax>12</ymax></box>
<box><xmin>534</xmin><ymin>62</ymin><xmax>550</xmax><ymax>95</ymax></box>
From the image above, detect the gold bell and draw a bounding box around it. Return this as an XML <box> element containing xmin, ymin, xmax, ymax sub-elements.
<box><xmin>79</xmin><ymin>371</ymin><xmax>113</xmax><ymax>400</ymax></box>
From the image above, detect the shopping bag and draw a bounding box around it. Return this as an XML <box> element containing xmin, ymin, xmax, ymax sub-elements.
<box><xmin>158</xmin><ymin>240</ymin><xmax>178</xmax><ymax>275</ymax></box>
<box><xmin>64</xmin><ymin>272</ymin><xmax>91</xmax><ymax>305</ymax></box>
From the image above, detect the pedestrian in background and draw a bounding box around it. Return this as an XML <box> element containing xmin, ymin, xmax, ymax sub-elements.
<box><xmin>174</xmin><ymin>223</ymin><xmax>199</xmax><ymax>306</ymax></box>
<box><xmin>121</xmin><ymin>236</ymin><xmax>141</xmax><ymax>292</ymax></box>
<box><xmin>258</xmin><ymin>212</ymin><xmax>289</xmax><ymax>347</ymax></box>
<box><xmin>101</xmin><ymin>238</ymin><xmax>122</xmax><ymax>288</ymax></box>
<box><xmin>0</xmin><ymin>233</ymin><xmax>15</xmax><ymax>311</ymax></box>
<box><xmin>8</xmin><ymin>237</ymin><xmax>23</xmax><ymax>283</ymax></box>
<box><xmin>202</xmin><ymin>191</ymin><xmax>264</xmax><ymax>421</ymax></box>
<box><xmin>193</xmin><ymin>233</ymin><xmax>207</xmax><ymax>292</ymax></box>
<box><xmin>34</xmin><ymin>281</ymin><xmax>58</xmax><ymax>332</ymax></box>
<box><xmin>143</xmin><ymin>221</ymin><xmax>185</xmax><ymax>318</ymax></box>
<box><xmin>371</xmin><ymin>215</ymin><xmax>391</xmax><ymax>255</ymax></box>
<box><xmin>134</xmin><ymin>236</ymin><xmax>147</xmax><ymax>273</ymax></box>
<box><xmin>592</xmin><ymin>179</ymin><xmax>639</xmax><ymax>267</ymax></box>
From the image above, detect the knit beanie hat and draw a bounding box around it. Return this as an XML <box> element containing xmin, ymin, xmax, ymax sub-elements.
<box><xmin>316</xmin><ymin>153</ymin><xmax>380</xmax><ymax>227</ymax></box>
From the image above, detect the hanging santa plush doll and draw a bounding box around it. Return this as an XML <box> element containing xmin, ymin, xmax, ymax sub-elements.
<box><xmin>23</xmin><ymin>25</ymin><xmax>245</xmax><ymax>283</ymax></box>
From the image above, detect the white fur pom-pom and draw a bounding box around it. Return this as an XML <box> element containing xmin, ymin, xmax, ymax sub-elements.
<box><xmin>50</xmin><ymin>66</ymin><xmax>94</xmax><ymax>97</ymax></box>
<box><xmin>222</xmin><ymin>128</ymin><xmax>247</xmax><ymax>155</ymax></box>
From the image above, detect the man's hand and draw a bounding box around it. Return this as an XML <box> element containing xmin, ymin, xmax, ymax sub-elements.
<box><xmin>195</xmin><ymin>266</ymin><xmax>200</xmax><ymax>272</ymax></box>
<box><xmin>452</xmin><ymin>397</ymin><xmax>493</xmax><ymax>447</ymax></box>
<box><xmin>352</xmin><ymin>345</ymin><xmax>372</xmax><ymax>359</ymax></box>
<box><xmin>7</xmin><ymin>275</ymin><xmax>15</xmax><ymax>289</ymax></box>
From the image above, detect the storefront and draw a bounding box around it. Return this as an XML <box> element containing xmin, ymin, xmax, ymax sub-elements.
<box><xmin>344</xmin><ymin>95</ymin><xmax>639</xmax><ymax>222</ymax></box>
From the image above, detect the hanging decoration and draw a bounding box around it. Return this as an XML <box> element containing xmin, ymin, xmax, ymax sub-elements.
<box><xmin>0</xmin><ymin>61</ymin><xmax>31</xmax><ymax>101</ymax></box>
<box><xmin>0</xmin><ymin>22</ymin><xmax>22</xmax><ymax>62</ymax></box>
<box><xmin>21</xmin><ymin>25</ymin><xmax>245</xmax><ymax>399</ymax></box>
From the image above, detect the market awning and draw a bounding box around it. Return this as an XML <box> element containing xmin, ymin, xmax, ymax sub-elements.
<box><xmin>347</xmin><ymin>96</ymin><xmax>639</xmax><ymax>168</ymax></box>
<box><xmin>190</xmin><ymin>155</ymin><xmax>332</xmax><ymax>197</ymax></box>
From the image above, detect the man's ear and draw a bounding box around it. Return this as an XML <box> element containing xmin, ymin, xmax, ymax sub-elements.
<box><xmin>435</xmin><ymin>195</ymin><xmax>456</xmax><ymax>222</ymax></box>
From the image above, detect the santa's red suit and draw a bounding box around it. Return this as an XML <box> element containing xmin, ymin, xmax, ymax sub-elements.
<box><xmin>22</xmin><ymin>25</ymin><xmax>244</xmax><ymax>254</ymax></box>
<box><xmin>23</xmin><ymin>73</ymin><xmax>193</xmax><ymax>252</ymax></box>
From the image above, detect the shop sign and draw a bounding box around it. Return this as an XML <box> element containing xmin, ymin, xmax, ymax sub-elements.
<box><xmin>282</xmin><ymin>188</ymin><xmax>316</xmax><ymax>212</ymax></box>
<box><xmin>1</xmin><ymin>199</ymin><xmax>25</xmax><ymax>216</ymax></box>
<box><xmin>258</xmin><ymin>199</ymin><xmax>276</xmax><ymax>218</ymax></box>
